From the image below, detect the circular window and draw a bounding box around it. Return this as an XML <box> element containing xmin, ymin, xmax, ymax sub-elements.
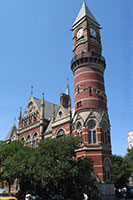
<box><xmin>88</xmin><ymin>120</ymin><xmax>96</xmax><ymax>129</ymax></box>
<box><xmin>59</xmin><ymin>111</ymin><xmax>62</xmax><ymax>117</ymax></box>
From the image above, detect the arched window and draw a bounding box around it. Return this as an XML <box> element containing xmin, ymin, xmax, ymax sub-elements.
<box><xmin>88</xmin><ymin>120</ymin><xmax>96</xmax><ymax>144</ymax></box>
<box><xmin>104</xmin><ymin>158</ymin><xmax>111</xmax><ymax>182</ymax></box>
<box><xmin>32</xmin><ymin>132</ymin><xmax>38</xmax><ymax>148</ymax></box>
<box><xmin>76</xmin><ymin>122</ymin><xmax>82</xmax><ymax>137</ymax></box>
<box><xmin>81</xmin><ymin>50</ymin><xmax>85</xmax><ymax>57</ymax></box>
<box><xmin>101</xmin><ymin>122</ymin><xmax>108</xmax><ymax>145</ymax></box>
<box><xmin>56</xmin><ymin>129</ymin><xmax>65</xmax><ymax>138</ymax></box>
<box><xmin>21</xmin><ymin>137</ymin><xmax>25</xmax><ymax>144</ymax></box>
<box><xmin>26</xmin><ymin>135</ymin><xmax>31</xmax><ymax>147</ymax></box>
<box><xmin>21</xmin><ymin>137</ymin><xmax>24</xmax><ymax>141</ymax></box>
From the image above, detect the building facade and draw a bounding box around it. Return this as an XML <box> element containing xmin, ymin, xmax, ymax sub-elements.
<box><xmin>127</xmin><ymin>131</ymin><xmax>133</xmax><ymax>149</ymax></box>
<box><xmin>6</xmin><ymin>1</ymin><xmax>115</xmax><ymax>199</ymax></box>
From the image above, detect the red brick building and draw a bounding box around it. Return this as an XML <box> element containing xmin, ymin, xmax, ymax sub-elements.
<box><xmin>6</xmin><ymin>1</ymin><xmax>115</xmax><ymax>199</ymax></box>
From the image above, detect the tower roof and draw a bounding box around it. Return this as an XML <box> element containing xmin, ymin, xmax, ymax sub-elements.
<box><xmin>5</xmin><ymin>124</ymin><xmax>17</xmax><ymax>141</ymax></box>
<box><xmin>66</xmin><ymin>78</ymin><xmax>70</xmax><ymax>96</ymax></box>
<box><xmin>73</xmin><ymin>1</ymin><xmax>99</xmax><ymax>26</ymax></box>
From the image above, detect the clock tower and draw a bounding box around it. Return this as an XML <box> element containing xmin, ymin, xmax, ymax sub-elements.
<box><xmin>71</xmin><ymin>1</ymin><xmax>115</xmax><ymax>199</ymax></box>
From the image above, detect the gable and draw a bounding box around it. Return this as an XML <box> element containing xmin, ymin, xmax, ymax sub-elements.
<box><xmin>55</xmin><ymin>106</ymin><xmax>69</xmax><ymax>121</ymax></box>
<box><xmin>23</xmin><ymin>96</ymin><xmax>40</xmax><ymax>118</ymax></box>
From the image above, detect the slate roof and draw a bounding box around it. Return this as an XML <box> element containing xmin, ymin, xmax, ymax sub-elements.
<box><xmin>5</xmin><ymin>124</ymin><xmax>17</xmax><ymax>141</ymax></box>
<box><xmin>45</xmin><ymin>118</ymin><xmax>53</xmax><ymax>134</ymax></box>
<box><xmin>73</xmin><ymin>1</ymin><xmax>99</xmax><ymax>26</ymax></box>
<box><xmin>33</xmin><ymin>97</ymin><xmax>59</xmax><ymax>120</ymax></box>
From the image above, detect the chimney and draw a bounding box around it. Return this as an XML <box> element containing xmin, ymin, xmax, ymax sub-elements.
<box><xmin>60</xmin><ymin>93</ymin><xmax>71</xmax><ymax>109</ymax></box>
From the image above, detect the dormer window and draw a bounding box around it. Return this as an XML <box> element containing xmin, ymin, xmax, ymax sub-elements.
<box><xmin>59</xmin><ymin>111</ymin><xmax>62</xmax><ymax>117</ymax></box>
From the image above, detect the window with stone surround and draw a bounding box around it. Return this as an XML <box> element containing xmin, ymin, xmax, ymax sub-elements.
<box><xmin>104</xmin><ymin>158</ymin><xmax>111</xmax><ymax>182</ymax></box>
<box><xmin>76</xmin><ymin>122</ymin><xmax>82</xmax><ymax>137</ymax></box>
<box><xmin>77</xmin><ymin>101</ymin><xmax>82</xmax><ymax>108</ymax></box>
<box><xmin>26</xmin><ymin>134</ymin><xmax>31</xmax><ymax>147</ymax></box>
<box><xmin>32</xmin><ymin>132</ymin><xmax>38</xmax><ymax>148</ymax></box>
<box><xmin>21</xmin><ymin>137</ymin><xmax>25</xmax><ymax>142</ymax></box>
<box><xmin>88</xmin><ymin>120</ymin><xmax>97</xmax><ymax>144</ymax></box>
<box><xmin>56</xmin><ymin>129</ymin><xmax>65</xmax><ymax>138</ymax></box>
<box><xmin>101</xmin><ymin>122</ymin><xmax>108</xmax><ymax>145</ymax></box>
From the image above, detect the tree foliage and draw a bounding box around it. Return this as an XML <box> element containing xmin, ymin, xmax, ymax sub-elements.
<box><xmin>112</xmin><ymin>154</ymin><xmax>130</xmax><ymax>189</ymax></box>
<box><xmin>0</xmin><ymin>136</ymin><xmax>94</xmax><ymax>199</ymax></box>
<box><xmin>124</xmin><ymin>148</ymin><xmax>133</xmax><ymax>185</ymax></box>
<box><xmin>124</xmin><ymin>148</ymin><xmax>133</xmax><ymax>171</ymax></box>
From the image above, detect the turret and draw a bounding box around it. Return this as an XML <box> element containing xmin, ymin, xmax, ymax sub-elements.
<box><xmin>71</xmin><ymin>1</ymin><xmax>106</xmax><ymax>113</ymax></box>
<box><xmin>18</xmin><ymin>107</ymin><xmax>22</xmax><ymax>128</ymax></box>
<box><xmin>70</xmin><ymin>2</ymin><xmax>114</xmax><ymax>194</ymax></box>
<box><xmin>40</xmin><ymin>93</ymin><xmax>45</xmax><ymax>135</ymax></box>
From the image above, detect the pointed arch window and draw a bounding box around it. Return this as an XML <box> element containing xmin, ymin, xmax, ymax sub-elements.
<box><xmin>104</xmin><ymin>158</ymin><xmax>111</xmax><ymax>182</ymax></box>
<box><xmin>101</xmin><ymin>122</ymin><xmax>108</xmax><ymax>145</ymax></box>
<box><xmin>56</xmin><ymin>129</ymin><xmax>65</xmax><ymax>138</ymax></box>
<box><xmin>21</xmin><ymin>137</ymin><xmax>25</xmax><ymax>143</ymax></box>
<box><xmin>26</xmin><ymin>135</ymin><xmax>31</xmax><ymax>147</ymax></box>
<box><xmin>88</xmin><ymin>120</ymin><xmax>97</xmax><ymax>144</ymax></box>
<box><xmin>76</xmin><ymin>122</ymin><xmax>82</xmax><ymax>137</ymax></box>
<box><xmin>32</xmin><ymin>132</ymin><xmax>38</xmax><ymax>148</ymax></box>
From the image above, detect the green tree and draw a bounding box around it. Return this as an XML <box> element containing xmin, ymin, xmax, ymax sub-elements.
<box><xmin>0</xmin><ymin>140</ymin><xmax>24</xmax><ymax>192</ymax></box>
<box><xmin>112</xmin><ymin>154</ymin><xmax>130</xmax><ymax>189</ymax></box>
<box><xmin>12</xmin><ymin>145</ymin><xmax>37</xmax><ymax>194</ymax></box>
<box><xmin>0</xmin><ymin>136</ymin><xmax>94</xmax><ymax>199</ymax></box>
<box><xmin>124</xmin><ymin>148</ymin><xmax>133</xmax><ymax>185</ymax></box>
<box><xmin>0</xmin><ymin>141</ymin><xmax>36</xmax><ymax>194</ymax></box>
<box><xmin>34</xmin><ymin>136</ymin><xmax>94</xmax><ymax>199</ymax></box>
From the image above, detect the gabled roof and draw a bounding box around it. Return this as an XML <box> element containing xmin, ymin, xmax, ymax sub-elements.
<box><xmin>23</xmin><ymin>95</ymin><xmax>59</xmax><ymax>121</ymax></box>
<box><xmin>5</xmin><ymin>124</ymin><xmax>17</xmax><ymax>141</ymax></box>
<box><xmin>73</xmin><ymin>1</ymin><xmax>99</xmax><ymax>26</ymax></box>
<box><xmin>33</xmin><ymin>97</ymin><xmax>59</xmax><ymax>120</ymax></box>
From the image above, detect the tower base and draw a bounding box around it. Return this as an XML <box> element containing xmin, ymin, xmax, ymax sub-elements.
<box><xmin>99</xmin><ymin>183</ymin><xmax>116</xmax><ymax>200</ymax></box>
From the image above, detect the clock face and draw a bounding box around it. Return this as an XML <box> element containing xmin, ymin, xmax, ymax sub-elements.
<box><xmin>90</xmin><ymin>27</ymin><xmax>97</xmax><ymax>37</ymax></box>
<box><xmin>77</xmin><ymin>28</ymin><xmax>83</xmax><ymax>38</ymax></box>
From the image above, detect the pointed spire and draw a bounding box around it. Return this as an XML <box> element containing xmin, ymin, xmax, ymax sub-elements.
<box><xmin>83</xmin><ymin>0</ymin><xmax>86</xmax><ymax>5</ymax></box>
<box><xmin>31</xmin><ymin>86</ymin><xmax>33</xmax><ymax>96</ymax></box>
<box><xmin>66</xmin><ymin>78</ymin><xmax>70</xmax><ymax>96</ymax></box>
<box><xmin>73</xmin><ymin>1</ymin><xmax>99</xmax><ymax>26</ymax></box>
<box><xmin>18</xmin><ymin>107</ymin><xmax>22</xmax><ymax>128</ymax></box>
<box><xmin>52</xmin><ymin>104</ymin><xmax>55</xmax><ymax>121</ymax></box>
<box><xmin>40</xmin><ymin>93</ymin><xmax>45</xmax><ymax>135</ymax></box>
<box><xmin>18</xmin><ymin>107</ymin><xmax>22</xmax><ymax>120</ymax></box>
<box><xmin>40</xmin><ymin>93</ymin><xmax>45</xmax><ymax>120</ymax></box>
<box><xmin>13</xmin><ymin>117</ymin><xmax>16</xmax><ymax>126</ymax></box>
<box><xmin>41</xmin><ymin>93</ymin><xmax>45</xmax><ymax>105</ymax></box>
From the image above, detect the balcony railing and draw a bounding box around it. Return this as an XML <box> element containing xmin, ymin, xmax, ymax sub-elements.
<box><xmin>71</xmin><ymin>52</ymin><xmax>105</xmax><ymax>64</ymax></box>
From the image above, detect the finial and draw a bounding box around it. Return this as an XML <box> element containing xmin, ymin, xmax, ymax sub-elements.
<box><xmin>18</xmin><ymin>107</ymin><xmax>22</xmax><ymax>120</ymax></box>
<box><xmin>52</xmin><ymin>104</ymin><xmax>55</xmax><ymax>121</ymax></box>
<box><xmin>83</xmin><ymin>0</ymin><xmax>86</xmax><ymax>5</ymax></box>
<box><xmin>31</xmin><ymin>86</ymin><xmax>33</xmax><ymax>96</ymax></box>
<box><xmin>13</xmin><ymin>117</ymin><xmax>16</xmax><ymax>126</ymax></box>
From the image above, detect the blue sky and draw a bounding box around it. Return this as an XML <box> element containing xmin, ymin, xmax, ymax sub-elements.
<box><xmin>0</xmin><ymin>0</ymin><xmax>133</xmax><ymax>156</ymax></box>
